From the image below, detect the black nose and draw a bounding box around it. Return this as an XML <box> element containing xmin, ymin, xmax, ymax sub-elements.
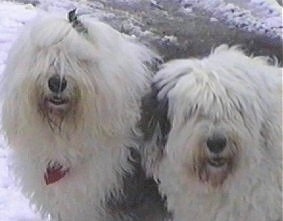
<box><xmin>48</xmin><ymin>75</ymin><xmax>67</xmax><ymax>93</ymax></box>
<box><xmin>206</xmin><ymin>135</ymin><xmax>227</xmax><ymax>154</ymax></box>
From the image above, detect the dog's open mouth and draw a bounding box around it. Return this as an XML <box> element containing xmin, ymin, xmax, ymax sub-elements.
<box><xmin>44</xmin><ymin>96</ymin><xmax>71</xmax><ymax>114</ymax></box>
<box><xmin>47</xmin><ymin>97</ymin><xmax>69</xmax><ymax>107</ymax></box>
<box><xmin>41</xmin><ymin>96</ymin><xmax>71</xmax><ymax>128</ymax></box>
<box><xmin>207</xmin><ymin>157</ymin><xmax>227</xmax><ymax>168</ymax></box>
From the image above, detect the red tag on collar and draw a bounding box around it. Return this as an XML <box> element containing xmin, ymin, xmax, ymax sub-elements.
<box><xmin>44</xmin><ymin>162</ymin><xmax>69</xmax><ymax>185</ymax></box>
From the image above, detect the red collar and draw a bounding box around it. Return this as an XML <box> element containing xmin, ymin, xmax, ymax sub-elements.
<box><xmin>44</xmin><ymin>161</ymin><xmax>69</xmax><ymax>185</ymax></box>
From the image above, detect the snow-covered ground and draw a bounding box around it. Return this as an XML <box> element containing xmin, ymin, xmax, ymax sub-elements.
<box><xmin>179</xmin><ymin>0</ymin><xmax>282</xmax><ymax>38</ymax></box>
<box><xmin>0</xmin><ymin>0</ymin><xmax>281</xmax><ymax>221</ymax></box>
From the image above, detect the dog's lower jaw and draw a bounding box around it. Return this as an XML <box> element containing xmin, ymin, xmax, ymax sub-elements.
<box><xmin>199</xmin><ymin>164</ymin><xmax>230</xmax><ymax>188</ymax></box>
<box><xmin>197</xmin><ymin>159</ymin><xmax>235</xmax><ymax>188</ymax></box>
<box><xmin>189</xmin><ymin>150</ymin><xmax>237</xmax><ymax>188</ymax></box>
<box><xmin>38</xmin><ymin>97</ymin><xmax>76</xmax><ymax>130</ymax></box>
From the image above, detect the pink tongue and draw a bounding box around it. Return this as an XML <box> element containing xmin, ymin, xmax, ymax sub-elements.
<box><xmin>44</xmin><ymin>162</ymin><xmax>69</xmax><ymax>185</ymax></box>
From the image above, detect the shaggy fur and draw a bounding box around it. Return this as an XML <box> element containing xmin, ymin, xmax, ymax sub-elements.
<box><xmin>141</xmin><ymin>45</ymin><xmax>282</xmax><ymax>221</ymax></box>
<box><xmin>0</xmin><ymin>11</ymin><xmax>167</xmax><ymax>221</ymax></box>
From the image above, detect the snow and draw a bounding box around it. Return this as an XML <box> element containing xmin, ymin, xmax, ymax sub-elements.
<box><xmin>0</xmin><ymin>0</ymin><xmax>281</xmax><ymax>220</ymax></box>
<box><xmin>179</xmin><ymin>0</ymin><xmax>282</xmax><ymax>38</ymax></box>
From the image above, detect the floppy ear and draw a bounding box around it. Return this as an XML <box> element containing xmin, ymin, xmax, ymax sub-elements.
<box><xmin>260</xmin><ymin>113</ymin><xmax>282</xmax><ymax>152</ymax></box>
<box><xmin>140</xmin><ymin>84</ymin><xmax>170</xmax><ymax>143</ymax></box>
<box><xmin>139</xmin><ymin>83</ymin><xmax>171</xmax><ymax>177</ymax></box>
<box><xmin>259</xmin><ymin>115</ymin><xmax>282</xmax><ymax>188</ymax></box>
<box><xmin>259</xmin><ymin>84</ymin><xmax>282</xmax><ymax>178</ymax></box>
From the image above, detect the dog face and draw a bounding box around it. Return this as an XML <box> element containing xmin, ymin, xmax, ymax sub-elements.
<box><xmin>164</xmin><ymin>89</ymin><xmax>248</xmax><ymax>188</ymax></box>
<box><xmin>1</xmin><ymin>16</ymin><xmax>97</xmax><ymax>135</ymax></box>
<box><xmin>151</xmin><ymin>46</ymin><xmax>279</xmax><ymax>188</ymax></box>
<box><xmin>2</xmin><ymin>13</ymin><xmax>154</xmax><ymax>139</ymax></box>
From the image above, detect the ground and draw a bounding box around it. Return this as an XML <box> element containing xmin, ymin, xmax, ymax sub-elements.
<box><xmin>0</xmin><ymin>1</ymin><xmax>281</xmax><ymax>220</ymax></box>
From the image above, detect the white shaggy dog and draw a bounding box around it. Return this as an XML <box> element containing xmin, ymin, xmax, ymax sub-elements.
<box><xmin>0</xmin><ymin>10</ymin><xmax>165</xmax><ymax>221</ymax></box>
<box><xmin>141</xmin><ymin>45</ymin><xmax>282</xmax><ymax>221</ymax></box>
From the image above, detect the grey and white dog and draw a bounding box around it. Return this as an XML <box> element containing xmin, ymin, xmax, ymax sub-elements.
<box><xmin>141</xmin><ymin>45</ymin><xmax>282</xmax><ymax>221</ymax></box>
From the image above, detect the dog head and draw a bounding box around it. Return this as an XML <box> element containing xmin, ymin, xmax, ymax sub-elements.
<box><xmin>1</xmin><ymin>10</ymin><xmax>155</xmax><ymax>139</ymax></box>
<box><xmin>148</xmin><ymin>45</ymin><xmax>281</xmax><ymax>188</ymax></box>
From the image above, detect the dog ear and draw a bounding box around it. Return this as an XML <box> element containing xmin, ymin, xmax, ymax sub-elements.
<box><xmin>260</xmin><ymin>116</ymin><xmax>281</xmax><ymax>150</ymax></box>
<box><xmin>139</xmin><ymin>83</ymin><xmax>171</xmax><ymax>177</ymax></box>
<box><xmin>258</xmin><ymin>84</ymin><xmax>282</xmax><ymax>172</ymax></box>
<box><xmin>259</xmin><ymin>118</ymin><xmax>282</xmax><ymax>190</ymax></box>
<box><xmin>140</xmin><ymin>83</ymin><xmax>170</xmax><ymax>145</ymax></box>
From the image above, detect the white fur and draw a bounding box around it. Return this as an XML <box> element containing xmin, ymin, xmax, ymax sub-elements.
<box><xmin>152</xmin><ymin>45</ymin><xmax>282</xmax><ymax>221</ymax></box>
<box><xmin>1</xmin><ymin>12</ymin><xmax>155</xmax><ymax>221</ymax></box>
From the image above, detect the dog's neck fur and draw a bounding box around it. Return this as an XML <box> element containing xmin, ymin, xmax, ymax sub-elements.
<box><xmin>7</xmin><ymin>117</ymin><xmax>169</xmax><ymax>221</ymax></box>
<box><xmin>8</xmin><ymin>125</ymin><xmax>130</xmax><ymax>220</ymax></box>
